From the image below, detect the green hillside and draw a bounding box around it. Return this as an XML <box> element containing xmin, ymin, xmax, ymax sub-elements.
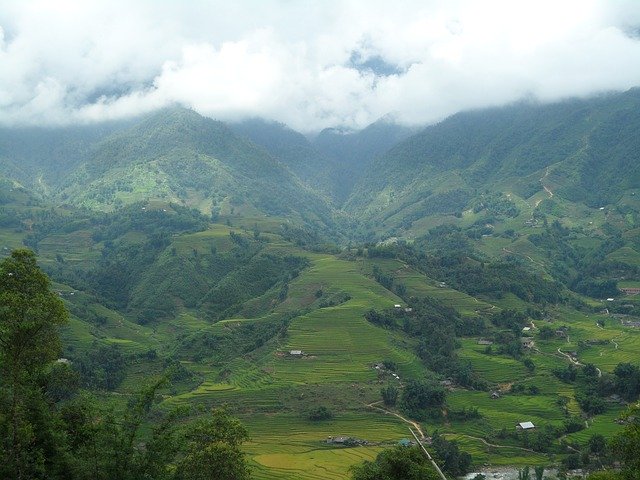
<box><xmin>346</xmin><ymin>89</ymin><xmax>640</xmax><ymax>230</ymax></box>
<box><xmin>1</xmin><ymin>92</ymin><xmax>640</xmax><ymax>479</ymax></box>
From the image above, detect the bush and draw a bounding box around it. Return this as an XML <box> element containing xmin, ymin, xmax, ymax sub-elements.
<box><xmin>308</xmin><ymin>406</ymin><xmax>333</xmax><ymax>421</ymax></box>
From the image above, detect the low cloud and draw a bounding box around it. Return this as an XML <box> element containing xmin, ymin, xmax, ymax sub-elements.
<box><xmin>2</xmin><ymin>0</ymin><xmax>640</xmax><ymax>131</ymax></box>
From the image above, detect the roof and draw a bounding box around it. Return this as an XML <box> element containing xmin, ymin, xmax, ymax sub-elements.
<box><xmin>518</xmin><ymin>421</ymin><xmax>535</xmax><ymax>429</ymax></box>
<box><xmin>290</xmin><ymin>350</ymin><xmax>302</xmax><ymax>355</ymax></box>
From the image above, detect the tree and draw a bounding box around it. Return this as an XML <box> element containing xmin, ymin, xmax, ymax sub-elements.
<box><xmin>175</xmin><ymin>408</ymin><xmax>251</xmax><ymax>480</ymax></box>
<box><xmin>400</xmin><ymin>379</ymin><xmax>446</xmax><ymax>418</ymax></box>
<box><xmin>611</xmin><ymin>406</ymin><xmax>640</xmax><ymax>478</ymax></box>
<box><xmin>308</xmin><ymin>405</ymin><xmax>333</xmax><ymax>421</ymax></box>
<box><xmin>0</xmin><ymin>249</ymin><xmax>68</xmax><ymax>480</ymax></box>
<box><xmin>350</xmin><ymin>446</ymin><xmax>440</xmax><ymax>480</ymax></box>
<box><xmin>381</xmin><ymin>384</ymin><xmax>399</xmax><ymax>406</ymax></box>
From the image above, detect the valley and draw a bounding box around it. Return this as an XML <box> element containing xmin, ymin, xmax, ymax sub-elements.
<box><xmin>1</xmin><ymin>90</ymin><xmax>639</xmax><ymax>479</ymax></box>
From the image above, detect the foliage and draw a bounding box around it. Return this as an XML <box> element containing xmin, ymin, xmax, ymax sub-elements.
<box><xmin>381</xmin><ymin>384</ymin><xmax>399</xmax><ymax>407</ymax></box>
<box><xmin>0</xmin><ymin>249</ymin><xmax>68</xmax><ymax>480</ymax></box>
<box><xmin>431</xmin><ymin>432</ymin><xmax>473</xmax><ymax>476</ymax></box>
<box><xmin>400</xmin><ymin>379</ymin><xmax>446</xmax><ymax>419</ymax></box>
<box><xmin>307</xmin><ymin>406</ymin><xmax>333</xmax><ymax>421</ymax></box>
<box><xmin>350</xmin><ymin>446</ymin><xmax>440</xmax><ymax>480</ymax></box>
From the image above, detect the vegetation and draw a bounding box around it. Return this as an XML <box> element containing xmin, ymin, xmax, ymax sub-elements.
<box><xmin>0</xmin><ymin>249</ymin><xmax>251</xmax><ymax>480</ymax></box>
<box><xmin>1</xmin><ymin>90</ymin><xmax>640</xmax><ymax>478</ymax></box>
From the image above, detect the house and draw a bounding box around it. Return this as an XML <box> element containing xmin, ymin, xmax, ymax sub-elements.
<box><xmin>394</xmin><ymin>304</ymin><xmax>402</xmax><ymax>309</ymax></box>
<box><xmin>621</xmin><ymin>288</ymin><xmax>640</xmax><ymax>296</ymax></box>
<box><xmin>522</xmin><ymin>326</ymin><xmax>531</xmax><ymax>332</ymax></box>
<box><xmin>521</xmin><ymin>337</ymin><xmax>535</xmax><ymax>348</ymax></box>
<box><xmin>327</xmin><ymin>436</ymin><xmax>349</xmax><ymax>444</ymax></box>
<box><xmin>517</xmin><ymin>421</ymin><xmax>535</xmax><ymax>430</ymax></box>
<box><xmin>289</xmin><ymin>350</ymin><xmax>303</xmax><ymax>356</ymax></box>
<box><xmin>491</xmin><ymin>391</ymin><xmax>501</xmax><ymax>399</ymax></box>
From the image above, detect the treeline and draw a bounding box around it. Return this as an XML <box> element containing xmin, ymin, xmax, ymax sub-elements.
<box><xmin>553</xmin><ymin>360</ymin><xmax>640</xmax><ymax>416</ymax></box>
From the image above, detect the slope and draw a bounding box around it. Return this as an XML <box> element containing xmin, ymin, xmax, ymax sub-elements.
<box><xmin>347</xmin><ymin>89</ymin><xmax>640</xmax><ymax>229</ymax></box>
<box><xmin>54</xmin><ymin>108</ymin><xmax>337</xmax><ymax>230</ymax></box>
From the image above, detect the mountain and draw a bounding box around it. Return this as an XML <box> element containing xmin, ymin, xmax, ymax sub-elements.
<box><xmin>0</xmin><ymin>121</ymin><xmax>129</xmax><ymax>193</ymax></box>
<box><xmin>230</xmin><ymin>118</ymin><xmax>342</xmax><ymax>201</ymax></box>
<box><xmin>312</xmin><ymin>118</ymin><xmax>415</xmax><ymax>203</ymax></box>
<box><xmin>346</xmin><ymin>89</ymin><xmax>640</xmax><ymax>232</ymax></box>
<box><xmin>2</xmin><ymin>108</ymin><xmax>338</xmax><ymax>230</ymax></box>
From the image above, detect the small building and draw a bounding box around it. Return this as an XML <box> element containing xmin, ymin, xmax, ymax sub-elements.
<box><xmin>606</xmin><ymin>298</ymin><xmax>615</xmax><ymax>302</ymax></box>
<box><xmin>555</xmin><ymin>330</ymin><xmax>567</xmax><ymax>338</ymax></box>
<box><xmin>327</xmin><ymin>436</ymin><xmax>349</xmax><ymax>444</ymax></box>
<box><xmin>394</xmin><ymin>304</ymin><xmax>402</xmax><ymax>309</ymax></box>
<box><xmin>522</xmin><ymin>326</ymin><xmax>531</xmax><ymax>332</ymax></box>
<box><xmin>517</xmin><ymin>421</ymin><xmax>535</xmax><ymax>430</ymax></box>
<box><xmin>491</xmin><ymin>391</ymin><xmax>501</xmax><ymax>399</ymax></box>
<box><xmin>398</xmin><ymin>439</ymin><xmax>412</xmax><ymax>447</ymax></box>
<box><xmin>289</xmin><ymin>350</ymin><xmax>303</xmax><ymax>356</ymax></box>
<box><xmin>404</xmin><ymin>308</ymin><xmax>413</xmax><ymax>313</ymax></box>
<box><xmin>621</xmin><ymin>288</ymin><xmax>640</xmax><ymax>296</ymax></box>
<box><xmin>477</xmin><ymin>339</ymin><xmax>493</xmax><ymax>345</ymax></box>
<box><xmin>521</xmin><ymin>337</ymin><xmax>535</xmax><ymax>348</ymax></box>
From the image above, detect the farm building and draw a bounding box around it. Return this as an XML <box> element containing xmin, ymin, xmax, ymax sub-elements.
<box><xmin>517</xmin><ymin>421</ymin><xmax>535</xmax><ymax>430</ymax></box>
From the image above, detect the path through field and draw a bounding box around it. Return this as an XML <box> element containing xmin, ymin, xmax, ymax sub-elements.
<box><xmin>366</xmin><ymin>401</ymin><xmax>425</xmax><ymax>438</ymax></box>
<box><xmin>557</xmin><ymin>347</ymin><xmax>602</xmax><ymax>377</ymax></box>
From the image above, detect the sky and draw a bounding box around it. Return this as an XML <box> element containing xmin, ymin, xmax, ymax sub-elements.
<box><xmin>2</xmin><ymin>0</ymin><xmax>640</xmax><ymax>132</ymax></box>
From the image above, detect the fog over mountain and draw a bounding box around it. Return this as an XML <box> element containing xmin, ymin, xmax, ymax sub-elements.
<box><xmin>2</xmin><ymin>0</ymin><xmax>640</xmax><ymax>131</ymax></box>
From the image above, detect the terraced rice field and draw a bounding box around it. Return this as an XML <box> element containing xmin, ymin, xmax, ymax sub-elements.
<box><xmin>457</xmin><ymin>339</ymin><xmax>527</xmax><ymax>383</ymax></box>
<box><xmin>447</xmin><ymin>391</ymin><xmax>566</xmax><ymax>433</ymax></box>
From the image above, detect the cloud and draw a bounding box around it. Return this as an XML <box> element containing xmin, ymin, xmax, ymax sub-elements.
<box><xmin>1</xmin><ymin>0</ymin><xmax>640</xmax><ymax>131</ymax></box>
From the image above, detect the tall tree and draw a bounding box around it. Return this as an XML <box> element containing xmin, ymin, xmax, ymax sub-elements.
<box><xmin>0</xmin><ymin>249</ymin><xmax>68</xmax><ymax>480</ymax></box>
<box><xmin>175</xmin><ymin>408</ymin><xmax>251</xmax><ymax>480</ymax></box>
